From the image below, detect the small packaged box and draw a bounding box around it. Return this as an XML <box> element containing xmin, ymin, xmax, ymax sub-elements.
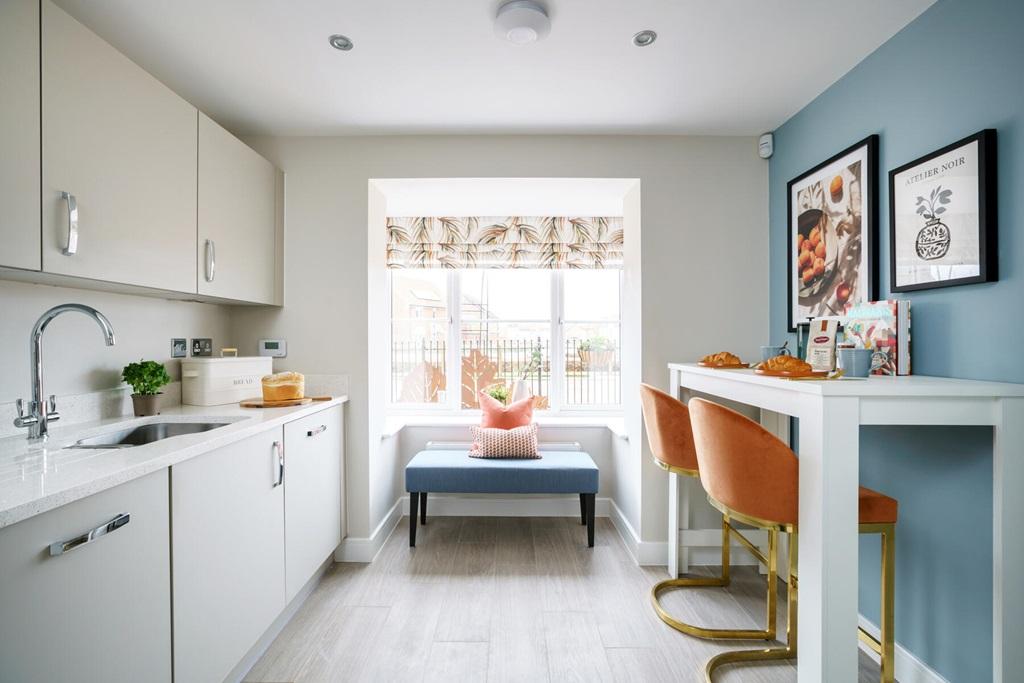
<box><xmin>805</xmin><ymin>318</ymin><xmax>839</xmax><ymax>372</ymax></box>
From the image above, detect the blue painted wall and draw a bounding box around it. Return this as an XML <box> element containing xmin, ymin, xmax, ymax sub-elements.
<box><xmin>768</xmin><ymin>0</ymin><xmax>1024</xmax><ymax>679</ymax></box>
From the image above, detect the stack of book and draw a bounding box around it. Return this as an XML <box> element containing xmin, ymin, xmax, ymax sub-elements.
<box><xmin>842</xmin><ymin>300</ymin><xmax>911</xmax><ymax>376</ymax></box>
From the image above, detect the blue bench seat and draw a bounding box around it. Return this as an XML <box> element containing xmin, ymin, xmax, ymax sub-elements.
<box><xmin>404</xmin><ymin>449</ymin><xmax>599</xmax><ymax>547</ymax></box>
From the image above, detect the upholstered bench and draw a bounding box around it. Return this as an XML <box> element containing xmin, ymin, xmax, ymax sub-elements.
<box><xmin>404</xmin><ymin>449</ymin><xmax>600</xmax><ymax>547</ymax></box>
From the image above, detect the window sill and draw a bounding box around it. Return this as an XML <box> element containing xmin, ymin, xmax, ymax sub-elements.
<box><xmin>382</xmin><ymin>414</ymin><xmax>627</xmax><ymax>441</ymax></box>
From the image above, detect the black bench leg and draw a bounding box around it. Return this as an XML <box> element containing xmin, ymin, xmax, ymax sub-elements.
<box><xmin>585</xmin><ymin>493</ymin><xmax>596</xmax><ymax>547</ymax></box>
<box><xmin>420</xmin><ymin>492</ymin><xmax>427</xmax><ymax>525</ymax></box>
<box><xmin>409</xmin><ymin>492</ymin><xmax>419</xmax><ymax>547</ymax></box>
<box><xmin>579</xmin><ymin>493</ymin><xmax>587</xmax><ymax>525</ymax></box>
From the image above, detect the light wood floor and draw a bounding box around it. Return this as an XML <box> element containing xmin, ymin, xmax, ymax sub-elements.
<box><xmin>246</xmin><ymin>516</ymin><xmax>885</xmax><ymax>682</ymax></box>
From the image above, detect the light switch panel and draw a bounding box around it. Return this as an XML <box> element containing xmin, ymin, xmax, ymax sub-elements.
<box><xmin>191</xmin><ymin>338</ymin><xmax>213</xmax><ymax>357</ymax></box>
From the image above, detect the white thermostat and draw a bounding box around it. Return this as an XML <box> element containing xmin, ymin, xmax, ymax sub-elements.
<box><xmin>258</xmin><ymin>339</ymin><xmax>287</xmax><ymax>358</ymax></box>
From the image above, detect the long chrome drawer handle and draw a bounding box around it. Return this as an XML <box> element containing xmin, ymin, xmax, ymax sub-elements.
<box><xmin>272</xmin><ymin>441</ymin><xmax>284</xmax><ymax>487</ymax></box>
<box><xmin>205</xmin><ymin>239</ymin><xmax>216</xmax><ymax>282</ymax></box>
<box><xmin>49</xmin><ymin>513</ymin><xmax>130</xmax><ymax>556</ymax></box>
<box><xmin>61</xmin><ymin>191</ymin><xmax>79</xmax><ymax>255</ymax></box>
<box><xmin>307</xmin><ymin>424</ymin><xmax>327</xmax><ymax>437</ymax></box>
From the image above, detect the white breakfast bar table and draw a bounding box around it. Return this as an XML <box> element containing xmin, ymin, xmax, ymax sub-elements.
<box><xmin>667</xmin><ymin>362</ymin><xmax>1024</xmax><ymax>683</ymax></box>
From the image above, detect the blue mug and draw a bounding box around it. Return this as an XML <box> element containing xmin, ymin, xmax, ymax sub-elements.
<box><xmin>761</xmin><ymin>345</ymin><xmax>791</xmax><ymax>362</ymax></box>
<box><xmin>837</xmin><ymin>348</ymin><xmax>887</xmax><ymax>377</ymax></box>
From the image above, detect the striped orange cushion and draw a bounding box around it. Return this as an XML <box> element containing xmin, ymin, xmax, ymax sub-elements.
<box><xmin>469</xmin><ymin>424</ymin><xmax>540</xmax><ymax>459</ymax></box>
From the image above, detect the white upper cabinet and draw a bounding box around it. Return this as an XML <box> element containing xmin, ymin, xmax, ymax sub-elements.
<box><xmin>198</xmin><ymin>112</ymin><xmax>280</xmax><ymax>304</ymax></box>
<box><xmin>0</xmin><ymin>0</ymin><xmax>41</xmax><ymax>271</ymax></box>
<box><xmin>41</xmin><ymin>0</ymin><xmax>198</xmax><ymax>293</ymax></box>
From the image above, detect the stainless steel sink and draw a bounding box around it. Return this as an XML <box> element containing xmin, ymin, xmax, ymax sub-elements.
<box><xmin>69</xmin><ymin>421</ymin><xmax>232</xmax><ymax>449</ymax></box>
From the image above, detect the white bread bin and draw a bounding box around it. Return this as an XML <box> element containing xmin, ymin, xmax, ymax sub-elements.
<box><xmin>181</xmin><ymin>357</ymin><xmax>273</xmax><ymax>406</ymax></box>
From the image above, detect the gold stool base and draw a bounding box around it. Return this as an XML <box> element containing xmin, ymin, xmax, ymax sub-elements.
<box><xmin>651</xmin><ymin>576</ymin><xmax>776</xmax><ymax>641</ymax></box>
<box><xmin>651</xmin><ymin>515</ymin><xmax>779</xmax><ymax>642</ymax></box>
<box><xmin>704</xmin><ymin>645</ymin><xmax>797</xmax><ymax>683</ymax></box>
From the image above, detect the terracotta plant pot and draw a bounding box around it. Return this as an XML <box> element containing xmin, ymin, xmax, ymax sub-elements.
<box><xmin>131</xmin><ymin>393</ymin><xmax>162</xmax><ymax>417</ymax></box>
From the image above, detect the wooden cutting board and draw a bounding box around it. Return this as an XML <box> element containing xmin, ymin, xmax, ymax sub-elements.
<box><xmin>239</xmin><ymin>396</ymin><xmax>332</xmax><ymax>408</ymax></box>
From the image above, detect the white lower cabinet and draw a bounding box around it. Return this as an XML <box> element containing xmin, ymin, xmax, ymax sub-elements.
<box><xmin>0</xmin><ymin>470</ymin><xmax>172</xmax><ymax>683</ymax></box>
<box><xmin>172</xmin><ymin>427</ymin><xmax>286</xmax><ymax>683</ymax></box>
<box><xmin>284</xmin><ymin>404</ymin><xmax>345</xmax><ymax>601</ymax></box>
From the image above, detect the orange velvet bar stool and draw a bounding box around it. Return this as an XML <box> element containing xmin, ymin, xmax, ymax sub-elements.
<box><xmin>640</xmin><ymin>384</ymin><xmax>781</xmax><ymax>642</ymax></box>
<box><xmin>688</xmin><ymin>397</ymin><xmax>897</xmax><ymax>683</ymax></box>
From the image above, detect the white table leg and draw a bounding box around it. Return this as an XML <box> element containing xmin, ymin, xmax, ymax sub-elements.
<box><xmin>797</xmin><ymin>396</ymin><xmax>860</xmax><ymax>683</ymax></box>
<box><xmin>667</xmin><ymin>471</ymin><xmax>679</xmax><ymax>578</ymax></box>
<box><xmin>994</xmin><ymin>397</ymin><xmax>1024</xmax><ymax>682</ymax></box>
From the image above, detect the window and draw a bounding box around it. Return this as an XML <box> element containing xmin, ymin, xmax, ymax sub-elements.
<box><xmin>390</xmin><ymin>271</ymin><xmax>448</xmax><ymax>404</ymax></box>
<box><xmin>389</xmin><ymin>269</ymin><xmax>620</xmax><ymax>411</ymax></box>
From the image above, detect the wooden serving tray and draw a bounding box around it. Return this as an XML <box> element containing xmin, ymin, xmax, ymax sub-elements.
<box><xmin>698</xmin><ymin>361</ymin><xmax>750</xmax><ymax>369</ymax></box>
<box><xmin>755</xmin><ymin>368</ymin><xmax>828</xmax><ymax>378</ymax></box>
<box><xmin>240</xmin><ymin>396</ymin><xmax>332</xmax><ymax>408</ymax></box>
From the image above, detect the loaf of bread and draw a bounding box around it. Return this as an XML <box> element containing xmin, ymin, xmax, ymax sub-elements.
<box><xmin>761</xmin><ymin>355</ymin><xmax>812</xmax><ymax>374</ymax></box>
<box><xmin>701</xmin><ymin>351</ymin><xmax>742</xmax><ymax>365</ymax></box>
<box><xmin>261</xmin><ymin>372</ymin><xmax>305</xmax><ymax>402</ymax></box>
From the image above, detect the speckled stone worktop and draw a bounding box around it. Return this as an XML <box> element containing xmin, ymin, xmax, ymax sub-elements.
<box><xmin>0</xmin><ymin>397</ymin><xmax>347</xmax><ymax>529</ymax></box>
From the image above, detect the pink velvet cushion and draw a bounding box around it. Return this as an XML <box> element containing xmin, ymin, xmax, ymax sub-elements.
<box><xmin>478</xmin><ymin>391</ymin><xmax>534</xmax><ymax>429</ymax></box>
<box><xmin>470</xmin><ymin>424</ymin><xmax>540</xmax><ymax>459</ymax></box>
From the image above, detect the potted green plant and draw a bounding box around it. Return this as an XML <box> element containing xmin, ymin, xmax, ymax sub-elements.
<box><xmin>484</xmin><ymin>383</ymin><xmax>510</xmax><ymax>405</ymax></box>
<box><xmin>578</xmin><ymin>336</ymin><xmax>616</xmax><ymax>369</ymax></box>
<box><xmin>122</xmin><ymin>360</ymin><xmax>171</xmax><ymax>416</ymax></box>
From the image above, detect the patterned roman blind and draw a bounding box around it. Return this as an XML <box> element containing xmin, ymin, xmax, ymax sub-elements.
<box><xmin>385</xmin><ymin>216</ymin><xmax>623</xmax><ymax>269</ymax></box>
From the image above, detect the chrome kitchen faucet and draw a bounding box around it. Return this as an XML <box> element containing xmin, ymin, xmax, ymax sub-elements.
<box><xmin>14</xmin><ymin>304</ymin><xmax>116</xmax><ymax>441</ymax></box>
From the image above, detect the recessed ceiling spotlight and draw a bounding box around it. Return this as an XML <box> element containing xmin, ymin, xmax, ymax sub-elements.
<box><xmin>494</xmin><ymin>0</ymin><xmax>551</xmax><ymax>45</ymax></box>
<box><xmin>632</xmin><ymin>30</ymin><xmax>657</xmax><ymax>47</ymax></box>
<box><xmin>328</xmin><ymin>34</ymin><xmax>353</xmax><ymax>51</ymax></box>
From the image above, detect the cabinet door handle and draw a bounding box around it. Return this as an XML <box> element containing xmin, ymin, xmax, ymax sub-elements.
<box><xmin>272</xmin><ymin>441</ymin><xmax>284</xmax><ymax>487</ymax></box>
<box><xmin>49</xmin><ymin>513</ymin><xmax>130</xmax><ymax>556</ymax></box>
<box><xmin>307</xmin><ymin>424</ymin><xmax>327</xmax><ymax>437</ymax></box>
<box><xmin>61</xmin><ymin>191</ymin><xmax>79</xmax><ymax>255</ymax></box>
<box><xmin>204</xmin><ymin>239</ymin><xmax>216</xmax><ymax>282</ymax></box>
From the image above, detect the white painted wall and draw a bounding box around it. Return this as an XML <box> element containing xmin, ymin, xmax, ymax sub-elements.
<box><xmin>0</xmin><ymin>279</ymin><xmax>232</xmax><ymax>403</ymax></box>
<box><xmin>230</xmin><ymin>135</ymin><xmax>768</xmax><ymax>544</ymax></box>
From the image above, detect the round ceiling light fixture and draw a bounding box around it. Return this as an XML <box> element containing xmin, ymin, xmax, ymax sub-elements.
<box><xmin>328</xmin><ymin>34</ymin><xmax>353</xmax><ymax>51</ymax></box>
<box><xmin>632</xmin><ymin>30</ymin><xmax>657</xmax><ymax>47</ymax></box>
<box><xmin>494</xmin><ymin>1</ymin><xmax>551</xmax><ymax>45</ymax></box>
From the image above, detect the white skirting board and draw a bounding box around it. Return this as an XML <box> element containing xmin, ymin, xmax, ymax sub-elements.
<box><xmin>622</xmin><ymin>525</ymin><xmax>770</xmax><ymax>568</ymax></box>
<box><xmin>335</xmin><ymin>498</ymin><xmax>403</xmax><ymax>563</ymax></box>
<box><xmin>398</xmin><ymin>493</ymin><xmax>610</xmax><ymax>518</ymax></box>
<box><xmin>857</xmin><ymin>615</ymin><xmax>949</xmax><ymax>683</ymax></box>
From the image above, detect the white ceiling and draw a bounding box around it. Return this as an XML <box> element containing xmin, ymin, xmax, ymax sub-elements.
<box><xmin>55</xmin><ymin>0</ymin><xmax>935</xmax><ymax>137</ymax></box>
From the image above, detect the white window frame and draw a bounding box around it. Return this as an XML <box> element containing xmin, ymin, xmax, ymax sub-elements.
<box><xmin>387</xmin><ymin>269</ymin><xmax>621</xmax><ymax>415</ymax></box>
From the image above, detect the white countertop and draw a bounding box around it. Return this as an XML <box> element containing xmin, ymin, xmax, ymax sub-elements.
<box><xmin>0</xmin><ymin>396</ymin><xmax>348</xmax><ymax>530</ymax></box>
<box><xmin>669</xmin><ymin>363</ymin><xmax>1024</xmax><ymax>397</ymax></box>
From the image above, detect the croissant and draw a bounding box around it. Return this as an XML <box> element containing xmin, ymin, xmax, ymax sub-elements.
<box><xmin>701</xmin><ymin>351</ymin><xmax>742</xmax><ymax>365</ymax></box>
<box><xmin>761</xmin><ymin>355</ymin><xmax>812</xmax><ymax>373</ymax></box>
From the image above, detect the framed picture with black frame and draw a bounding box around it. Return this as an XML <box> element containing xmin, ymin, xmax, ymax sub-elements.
<box><xmin>787</xmin><ymin>135</ymin><xmax>879</xmax><ymax>331</ymax></box>
<box><xmin>889</xmin><ymin>129</ymin><xmax>997</xmax><ymax>292</ymax></box>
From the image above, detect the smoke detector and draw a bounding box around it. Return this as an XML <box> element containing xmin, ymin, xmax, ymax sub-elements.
<box><xmin>494</xmin><ymin>1</ymin><xmax>551</xmax><ymax>45</ymax></box>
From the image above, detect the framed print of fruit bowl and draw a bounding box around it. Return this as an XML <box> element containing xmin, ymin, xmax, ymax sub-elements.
<box><xmin>889</xmin><ymin>129</ymin><xmax>997</xmax><ymax>292</ymax></box>
<box><xmin>788</xmin><ymin>135</ymin><xmax>878</xmax><ymax>330</ymax></box>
